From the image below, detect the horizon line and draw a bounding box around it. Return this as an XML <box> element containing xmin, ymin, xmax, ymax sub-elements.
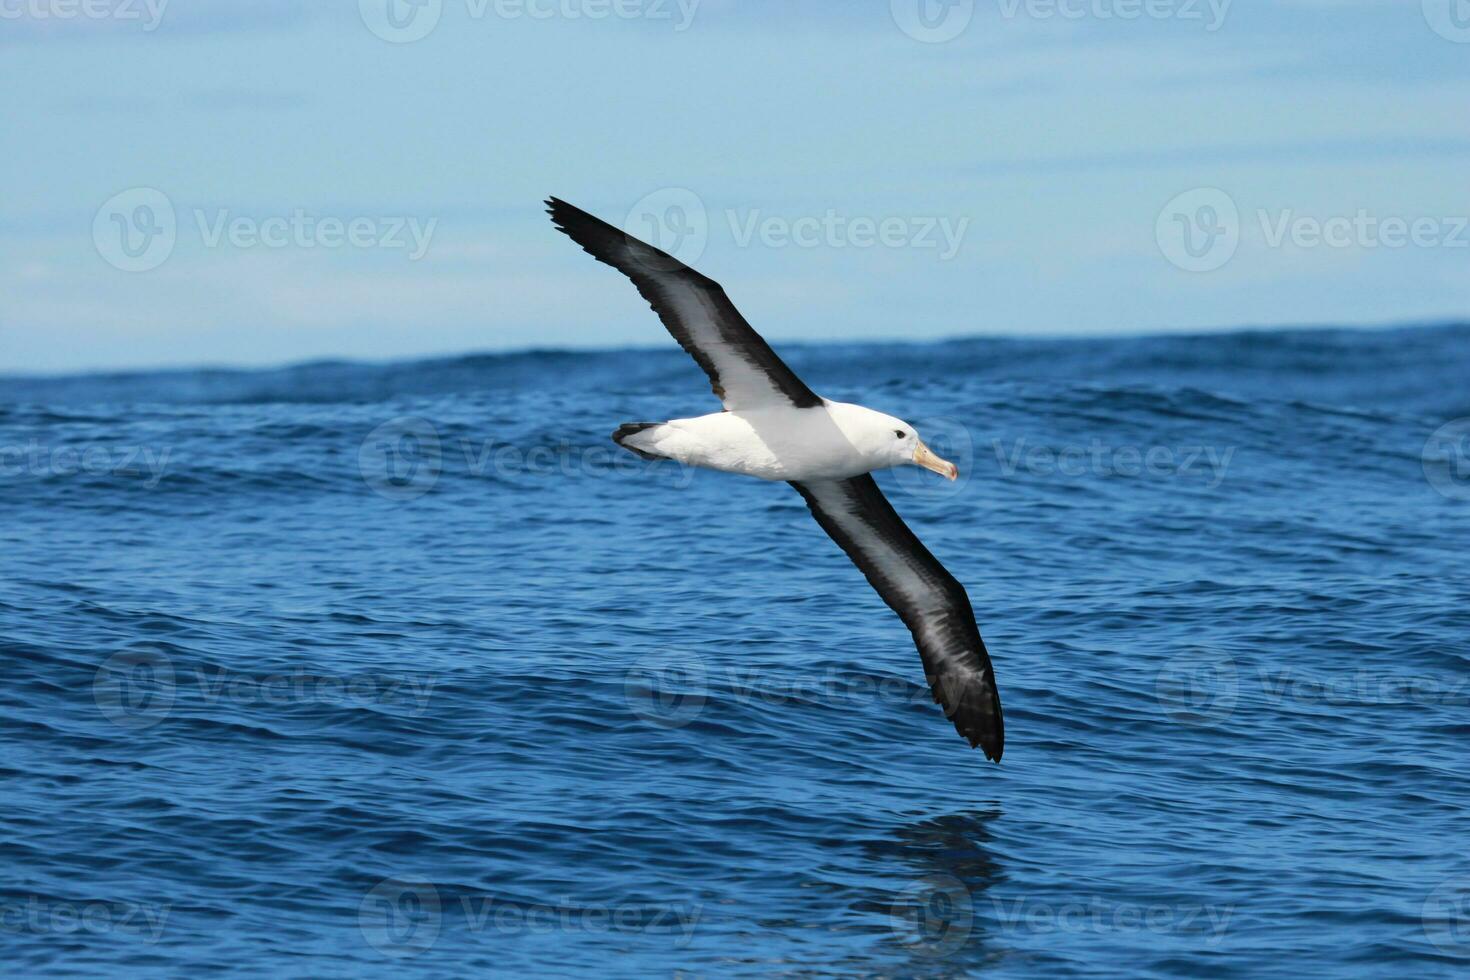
<box><xmin>3</xmin><ymin>318</ymin><xmax>1466</xmax><ymax>383</ymax></box>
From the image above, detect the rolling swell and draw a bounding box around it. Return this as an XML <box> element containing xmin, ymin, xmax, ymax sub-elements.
<box><xmin>2</xmin><ymin>324</ymin><xmax>1468</xmax><ymax>977</ymax></box>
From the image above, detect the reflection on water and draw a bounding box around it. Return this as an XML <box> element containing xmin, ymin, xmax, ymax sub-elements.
<box><xmin>861</xmin><ymin>808</ymin><xmax>1006</xmax><ymax>974</ymax></box>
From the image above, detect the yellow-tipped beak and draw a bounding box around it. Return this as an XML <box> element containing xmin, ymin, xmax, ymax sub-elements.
<box><xmin>913</xmin><ymin>442</ymin><xmax>958</xmax><ymax>481</ymax></box>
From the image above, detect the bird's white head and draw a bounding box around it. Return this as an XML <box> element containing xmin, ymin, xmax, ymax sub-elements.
<box><xmin>836</xmin><ymin>404</ymin><xmax>959</xmax><ymax>481</ymax></box>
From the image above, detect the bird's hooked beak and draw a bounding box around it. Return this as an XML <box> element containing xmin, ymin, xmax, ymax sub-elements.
<box><xmin>913</xmin><ymin>441</ymin><xmax>958</xmax><ymax>481</ymax></box>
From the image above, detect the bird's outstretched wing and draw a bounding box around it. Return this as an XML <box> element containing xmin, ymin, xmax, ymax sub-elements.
<box><xmin>546</xmin><ymin>197</ymin><xmax>822</xmax><ymax>411</ymax></box>
<box><xmin>790</xmin><ymin>475</ymin><xmax>1003</xmax><ymax>760</ymax></box>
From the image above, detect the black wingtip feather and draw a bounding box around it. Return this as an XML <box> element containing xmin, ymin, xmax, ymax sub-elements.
<box><xmin>546</xmin><ymin>195</ymin><xmax>693</xmax><ymax>280</ymax></box>
<box><xmin>545</xmin><ymin>197</ymin><xmax>595</xmax><ymax>244</ymax></box>
<box><xmin>546</xmin><ymin>196</ymin><xmax>620</xmax><ymax>253</ymax></box>
<box><xmin>932</xmin><ymin>670</ymin><xmax>1004</xmax><ymax>762</ymax></box>
<box><xmin>546</xmin><ymin>197</ymin><xmax>587</xmax><ymax>239</ymax></box>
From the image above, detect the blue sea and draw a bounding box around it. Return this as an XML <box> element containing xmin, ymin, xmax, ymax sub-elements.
<box><xmin>3</xmin><ymin>324</ymin><xmax>1469</xmax><ymax>978</ymax></box>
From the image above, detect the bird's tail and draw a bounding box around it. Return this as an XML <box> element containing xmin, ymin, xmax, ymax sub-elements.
<box><xmin>612</xmin><ymin>422</ymin><xmax>666</xmax><ymax>461</ymax></box>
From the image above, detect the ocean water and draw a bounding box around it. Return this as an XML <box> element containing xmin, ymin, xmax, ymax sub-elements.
<box><xmin>3</xmin><ymin>324</ymin><xmax>1469</xmax><ymax>978</ymax></box>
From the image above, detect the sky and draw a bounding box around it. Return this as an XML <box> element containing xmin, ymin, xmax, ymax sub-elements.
<box><xmin>2</xmin><ymin>0</ymin><xmax>1468</xmax><ymax>373</ymax></box>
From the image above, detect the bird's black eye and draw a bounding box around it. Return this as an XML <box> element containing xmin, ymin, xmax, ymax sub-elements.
<box><xmin>895</xmin><ymin>430</ymin><xmax>906</xmax><ymax>439</ymax></box>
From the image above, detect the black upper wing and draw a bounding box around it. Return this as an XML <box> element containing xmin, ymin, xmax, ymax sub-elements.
<box><xmin>790</xmin><ymin>475</ymin><xmax>1003</xmax><ymax>760</ymax></box>
<box><xmin>547</xmin><ymin>197</ymin><xmax>822</xmax><ymax>411</ymax></box>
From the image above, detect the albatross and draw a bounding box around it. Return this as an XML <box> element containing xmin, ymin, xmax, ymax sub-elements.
<box><xmin>548</xmin><ymin>197</ymin><xmax>1003</xmax><ymax>761</ymax></box>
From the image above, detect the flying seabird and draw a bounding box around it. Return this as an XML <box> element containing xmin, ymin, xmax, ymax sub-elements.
<box><xmin>547</xmin><ymin>197</ymin><xmax>1003</xmax><ymax>760</ymax></box>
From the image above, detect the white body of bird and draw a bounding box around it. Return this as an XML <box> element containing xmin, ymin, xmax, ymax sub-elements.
<box><xmin>619</xmin><ymin>400</ymin><xmax>958</xmax><ymax>483</ymax></box>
